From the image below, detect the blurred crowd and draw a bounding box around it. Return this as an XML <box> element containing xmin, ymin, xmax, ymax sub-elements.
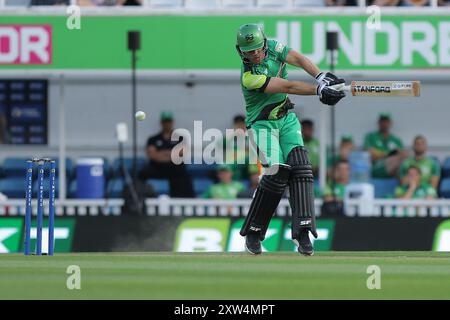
<box><xmin>137</xmin><ymin>110</ymin><xmax>444</xmax><ymax>205</ymax></box>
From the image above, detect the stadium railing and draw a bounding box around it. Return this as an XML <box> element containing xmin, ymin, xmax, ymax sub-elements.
<box><xmin>1</xmin><ymin>198</ymin><xmax>450</xmax><ymax>217</ymax></box>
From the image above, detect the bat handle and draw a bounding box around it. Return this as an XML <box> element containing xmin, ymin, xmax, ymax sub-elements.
<box><xmin>341</xmin><ymin>85</ymin><xmax>351</xmax><ymax>92</ymax></box>
<box><xmin>329</xmin><ymin>83</ymin><xmax>351</xmax><ymax>92</ymax></box>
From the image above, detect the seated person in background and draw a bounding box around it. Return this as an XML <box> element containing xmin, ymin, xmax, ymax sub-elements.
<box><xmin>399</xmin><ymin>135</ymin><xmax>440</xmax><ymax>189</ymax></box>
<box><xmin>301</xmin><ymin>119</ymin><xmax>320</xmax><ymax>176</ymax></box>
<box><xmin>117</xmin><ymin>0</ymin><xmax>142</xmax><ymax>5</ymax></box>
<box><xmin>223</xmin><ymin>114</ymin><xmax>250</xmax><ymax>181</ymax></box>
<box><xmin>139</xmin><ymin>111</ymin><xmax>194</xmax><ymax>198</ymax></box>
<box><xmin>395</xmin><ymin>165</ymin><xmax>437</xmax><ymax>200</ymax></box>
<box><xmin>237</xmin><ymin>165</ymin><xmax>260</xmax><ymax>198</ymax></box>
<box><xmin>31</xmin><ymin>0</ymin><xmax>69</xmax><ymax>4</ymax></box>
<box><xmin>327</xmin><ymin>134</ymin><xmax>354</xmax><ymax>167</ymax></box>
<box><xmin>202</xmin><ymin>165</ymin><xmax>245</xmax><ymax>199</ymax></box>
<box><xmin>368</xmin><ymin>0</ymin><xmax>400</xmax><ymax>5</ymax></box>
<box><xmin>323</xmin><ymin>160</ymin><xmax>350</xmax><ymax>203</ymax></box>
<box><xmin>364</xmin><ymin>113</ymin><xmax>408</xmax><ymax>178</ymax></box>
<box><xmin>325</xmin><ymin>0</ymin><xmax>357</xmax><ymax>5</ymax></box>
<box><xmin>77</xmin><ymin>0</ymin><xmax>141</xmax><ymax>5</ymax></box>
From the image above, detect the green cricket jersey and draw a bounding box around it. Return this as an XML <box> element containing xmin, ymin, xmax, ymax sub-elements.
<box><xmin>304</xmin><ymin>138</ymin><xmax>320</xmax><ymax>170</ymax></box>
<box><xmin>364</xmin><ymin>131</ymin><xmax>404</xmax><ymax>155</ymax></box>
<box><xmin>323</xmin><ymin>183</ymin><xmax>346</xmax><ymax>201</ymax></box>
<box><xmin>240</xmin><ymin>39</ymin><xmax>290</xmax><ymax>127</ymax></box>
<box><xmin>399</xmin><ymin>157</ymin><xmax>440</xmax><ymax>185</ymax></box>
<box><xmin>395</xmin><ymin>183</ymin><xmax>437</xmax><ymax>199</ymax></box>
<box><xmin>202</xmin><ymin>182</ymin><xmax>246</xmax><ymax>199</ymax></box>
<box><xmin>364</xmin><ymin>131</ymin><xmax>404</xmax><ymax>177</ymax></box>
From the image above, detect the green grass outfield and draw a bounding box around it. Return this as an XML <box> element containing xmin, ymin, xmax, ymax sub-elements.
<box><xmin>1</xmin><ymin>252</ymin><xmax>450</xmax><ymax>299</ymax></box>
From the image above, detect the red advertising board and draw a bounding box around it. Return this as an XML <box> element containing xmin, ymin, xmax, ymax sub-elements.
<box><xmin>0</xmin><ymin>25</ymin><xmax>52</xmax><ymax>65</ymax></box>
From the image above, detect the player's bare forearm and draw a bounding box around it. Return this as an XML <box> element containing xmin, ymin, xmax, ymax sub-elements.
<box><xmin>264</xmin><ymin>77</ymin><xmax>316</xmax><ymax>95</ymax></box>
<box><xmin>285</xmin><ymin>50</ymin><xmax>321</xmax><ymax>78</ymax></box>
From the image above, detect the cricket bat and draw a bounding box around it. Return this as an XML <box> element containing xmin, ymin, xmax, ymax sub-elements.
<box><xmin>335</xmin><ymin>81</ymin><xmax>420</xmax><ymax>97</ymax></box>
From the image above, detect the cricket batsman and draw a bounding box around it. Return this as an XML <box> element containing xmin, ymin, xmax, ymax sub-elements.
<box><xmin>236</xmin><ymin>24</ymin><xmax>346</xmax><ymax>256</ymax></box>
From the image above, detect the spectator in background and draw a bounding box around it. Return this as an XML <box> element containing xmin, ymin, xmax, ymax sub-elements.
<box><xmin>223</xmin><ymin>114</ymin><xmax>250</xmax><ymax>181</ymax></box>
<box><xmin>301</xmin><ymin>119</ymin><xmax>320</xmax><ymax>176</ymax></box>
<box><xmin>325</xmin><ymin>0</ymin><xmax>357</xmax><ymax>5</ymax></box>
<box><xmin>119</xmin><ymin>0</ymin><xmax>142</xmax><ymax>5</ymax></box>
<box><xmin>139</xmin><ymin>111</ymin><xmax>195</xmax><ymax>198</ymax></box>
<box><xmin>364</xmin><ymin>113</ymin><xmax>408</xmax><ymax>178</ymax></box>
<box><xmin>400</xmin><ymin>0</ymin><xmax>430</xmax><ymax>5</ymax></box>
<box><xmin>368</xmin><ymin>0</ymin><xmax>400</xmax><ymax>5</ymax></box>
<box><xmin>438</xmin><ymin>0</ymin><xmax>449</xmax><ymax>6</ymax></box>
<box><xmin>327</xmin><ymin>134</ymin><xmax>354</xmax><ymax>168</ymax></box>
<box><xmin>399</xmin><ymin>135</ymin><xmax>440</xmax><ymax>189</ymax></box>
<box><xmin>77</xmin><ymin>0</ymin><xmax>142</xmax><ymax>5</ymax></box>
<box><xmin>368</xmin><ymin>0</ymin><xmax>429</xmax><ymax>5</ymax></box>
<box><xmin>395</xmin><ymin>165</ymin><xmax>437</xmax><ymax>199</ymax></box>
<box><xmin>323</xmin><ymin>160</ymin><xmax>350</xmax><ymax>203</ymax></box>
<box><xmin>238</xmin><ymin>164</ymin><xmax>260</xmax><ymax>198</ymax></box>
<box><xmin>31</xmin><ymin>0</ymin><xmax>69</xmax><ymax>4</ymax></box>
<box><xmin>202</xmin><ymin>165</ymin><xmax>245</xmax><ymax>199</ymax></box>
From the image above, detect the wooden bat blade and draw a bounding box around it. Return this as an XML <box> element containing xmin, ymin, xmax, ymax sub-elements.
<box><xmin>339</xmin><ymin>81</ymin><xmax>420</xmax><ymax>97</ymax></box>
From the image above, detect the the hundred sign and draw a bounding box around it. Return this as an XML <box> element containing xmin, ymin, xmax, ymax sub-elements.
<box><xmin>0</xmin><ymin>15</ymin><xmax>448</xmax><ymax>70</ymax></box>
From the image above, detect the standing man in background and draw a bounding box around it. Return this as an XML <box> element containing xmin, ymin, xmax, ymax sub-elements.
<box><xmin>236</xmin><ymin>23</ymin><xmax>345</xmax><ymax>256</ymax></box>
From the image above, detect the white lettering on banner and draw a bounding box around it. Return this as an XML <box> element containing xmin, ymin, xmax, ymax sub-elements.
<box><xmin>440</xmin><ymin>22</ymin><xmax>450</xmax><ymax>65</ymax></box>
<box><xmin>328</xmin><ymin>22</ymin><xmax>362</xmax><ymax>65</ymax></box>
<box><xmin>0</xmin><ymin>228</ymin><xmax>18</xmax><ymax>253</ymax></box>
<box><xmin>0</xmin><ymin>25</ymin><xmax>51</xmax><ymax>64</ymax></box>
<box><xmin>177</xmin><ymin>229</ymin><xmax>224</xmax><ymax>252</ymax></box>
<box><xmin>30</xmin><ymin>228</ymin><xmax>70</xmax><ymax>254</ymax></box>
<box><xmin>365</xmin><ymin>22</ymin><xmax>399</xmax><ymax>66</ymax></box>
<box><xmin>436</xmin><ymin>230</ymin><xmax>450</xmax><ymax>252</ymax></box>
<box><xmin>270</xmin><ymin>21</ymin><xmax>450</xmax><ymax>67</ymax></box>
<box><xmin>402</xmin><ymin>22</ymin><xmax>436</xmax><ymax>66</ymax></box>
<box><xmin>20</xmin><ymin>27</ymin><xmax>49</xmax><ymax>63</ymax></box>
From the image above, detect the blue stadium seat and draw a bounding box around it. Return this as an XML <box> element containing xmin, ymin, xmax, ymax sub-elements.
<box><xmin>2</xmin><ymin>157</ymin><xmax>73</xmax><ymax>178</ymax></box>
<box><xmin>106</xmin><ymin>178</ymin><xmax>124</xmax><ymax>198</ymax></box>
<box><xmin>442</xmin><ymin>157</ymin><xmax>450</xmax><ymax>178</ymax></box>
<box><xmin>370</xmin><ymin>178</ymin><xmax>399</xmax><ymax>198</ymax></box>
<box><xmin>187</xmin><ymin>163</ymin><xmax>216</xmax><ymax>179</ymax></box>
<box><xmin>0</xmin><ymin>177</ymin><xmax>25</xmax><ymax>198</ymax></box>
<box><xmin>193</xmin><ymin>178</ymin><xmax>214</xmax><ymax>196</ymax></box>
<box><xmin>2</xmin><ymin>157</ymin><xmax>29</xmax><ymax>177</ymax></box>
<box><xmin>439</xmin><ymin>178</ymin><xmax>450</xmax><ymax>198</ymax></box>
<box><xmin>112</xmin><ymin>157</ymin><xmax>146</xmax><ymax>177</ymax></box>
<box><xmin>147</xmin><ymin>179</ymin><xmax>170</xmax><ymax>195</ymax></box>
